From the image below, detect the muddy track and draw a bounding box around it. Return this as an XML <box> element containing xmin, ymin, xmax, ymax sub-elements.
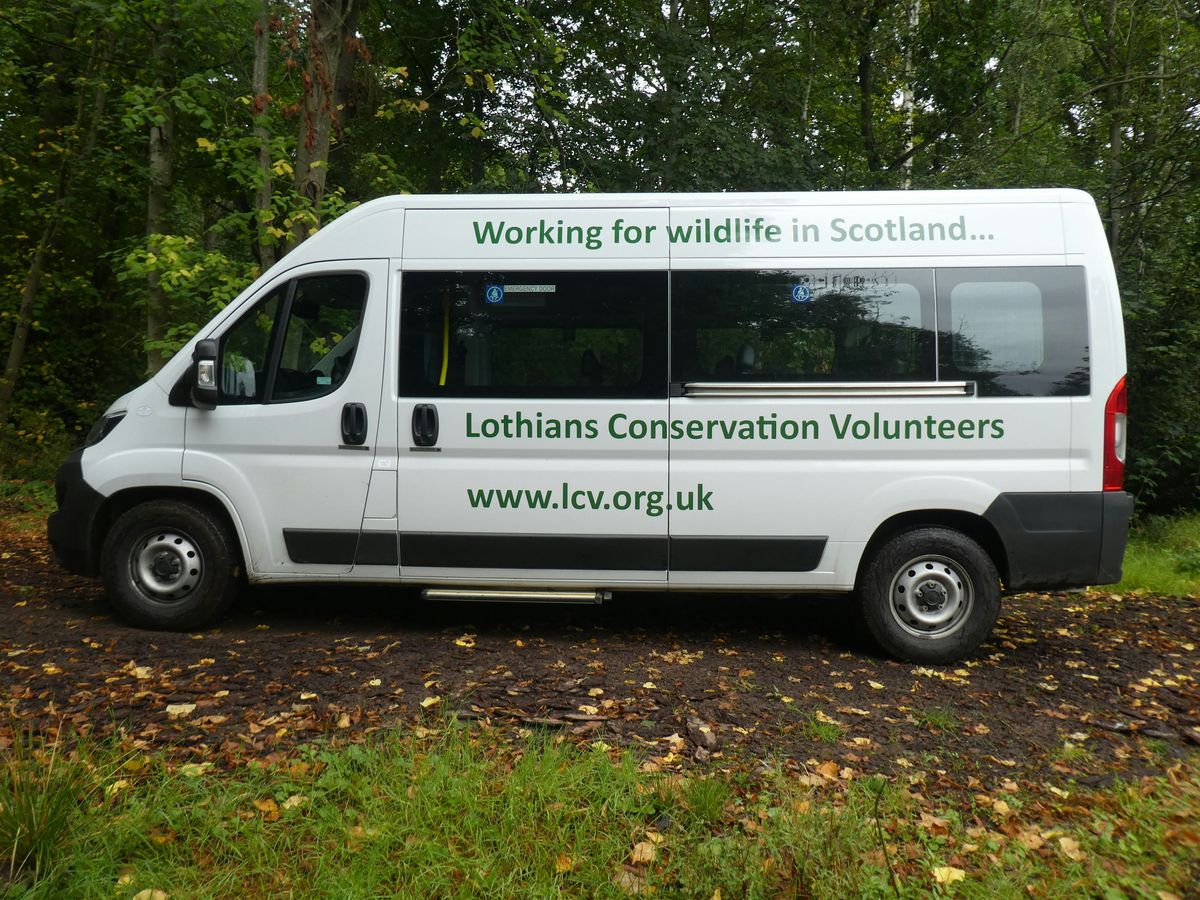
<box><xmin>2</xmin><ymin>521</ymin><xmax>1197</xmax><ymax>788</ymax></box>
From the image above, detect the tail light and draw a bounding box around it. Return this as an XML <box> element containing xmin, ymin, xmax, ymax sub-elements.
<box><xmin>1103</xmin><ymin>376</ymin><xmax>1127</xmax><ymax>491</ymax></box>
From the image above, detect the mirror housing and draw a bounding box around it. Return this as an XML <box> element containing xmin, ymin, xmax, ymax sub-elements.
<box><xmin>191</xmin><ymin>338</ymin><xmax>219</xmax><ymax>410</ymax></box>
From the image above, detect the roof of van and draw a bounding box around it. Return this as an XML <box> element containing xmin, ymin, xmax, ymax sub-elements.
<box><xmin>278</xmin><ymin>188</ymin><xmax>1100</xmax><ymax>269</ymax></box>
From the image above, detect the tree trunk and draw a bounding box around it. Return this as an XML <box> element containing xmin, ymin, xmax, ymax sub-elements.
<box><xmin>856</xmin><ymin>1</ymin><xmax>886</xmax><ymax>183</ymax></box>
<box><xmin>0</xmin><ymin>32</ymin><xmax>113</xmax><ymax>429</ymax></box>
<box><xmin>253</xmin><ymin>0</ymin><xmax>277</xmax><ymax>270</ymax></box>
<box><xmin>146</xmin><ymin>5</ymin><xmax>177</xmax><ymax>374</ymax></box>
<box><xmin>291</xmin><ymin>0</ymin><xmax>358</xmax><ymax>248</ymax></box>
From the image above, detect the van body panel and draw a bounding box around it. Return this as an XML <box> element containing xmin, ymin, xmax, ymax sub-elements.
<box><xmin>51</xmin><ymin>190</ymin><xmax>1133</xmax><ymax>654</ymax></box>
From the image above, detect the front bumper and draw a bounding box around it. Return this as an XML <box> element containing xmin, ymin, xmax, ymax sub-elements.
<box><xmin>47</xmin><ymin>449</ymin><xmax>105</xmax><ymax>576</ymax></box>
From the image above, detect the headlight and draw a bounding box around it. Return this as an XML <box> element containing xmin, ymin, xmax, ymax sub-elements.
<box><xmin>85</xmin><ymin>413</ymin><xmax>125</xmax><ymax>447</ymax></box>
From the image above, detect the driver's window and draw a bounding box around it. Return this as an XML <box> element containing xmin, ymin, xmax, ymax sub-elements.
<box><xmin>219</xmin><ymin>273</ymin><xmax>368</xmax><ymax>405</ymax></box>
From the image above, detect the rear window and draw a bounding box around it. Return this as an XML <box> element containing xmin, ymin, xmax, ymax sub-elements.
<box><xmin>936</xmin><ymin>267</ymin><xmax>1089</xmax><ymax>396</ymax></box>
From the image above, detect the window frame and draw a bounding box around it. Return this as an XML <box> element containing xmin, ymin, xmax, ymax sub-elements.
<box><xmin>218</xmin><ymin>270</ymin><xmax>370</xmax><ymax>406</ymax></box>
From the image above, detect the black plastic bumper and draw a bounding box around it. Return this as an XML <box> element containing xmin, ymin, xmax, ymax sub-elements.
<box><xmin>47</xmin><ymin>449</ymin><xmax>105</xmax><ymax>576</ymax></box>
<box><xmin>983</xmin><ymin>491</ymin><xmax>1134</xmax><ymax>590</ymax></box>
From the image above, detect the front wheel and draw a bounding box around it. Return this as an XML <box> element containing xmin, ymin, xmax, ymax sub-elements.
<box><xmin>100</xmin><ymin>500</ymin><xmax>241</xmax><ymax>630</ymax></box>
<box><xmin>858</xmin><ymin>528</ymin><xmax>1000</xmax><ymax>664</ymax></box>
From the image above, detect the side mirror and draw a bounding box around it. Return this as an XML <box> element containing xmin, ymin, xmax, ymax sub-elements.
<box><xmin>191</xmin><ymin>338</ymin><xmax>219</xmax><ymax>410</ymax></box>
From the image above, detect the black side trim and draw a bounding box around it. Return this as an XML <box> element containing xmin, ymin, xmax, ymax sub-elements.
<box><xmin>983</xmin><ymin>491</ymin><xmax>1133</xmax><ymax>590</ymax></box>
<box><xmin>283</xmin><ymin>529</ymin><xmax>359</xmax><ymax>565</ymax></box>
<box><xmin>47</xmin><ymin>449</ymin><xmax>106</xmax><ymax>576</ymax></box>
<box><xmin>400</xmin><ymin>533</ymin><xmax>666</xmax><ymax>570</ymax></box>
<box><xmin>670</xmin><ymin>536</ymin><xmax>827</xmax><ymax>571</ymax></box>
<box><xmin>356</xmin><ymin>532</ymin><xmax>399</xmax><ymax>566</ymax></box>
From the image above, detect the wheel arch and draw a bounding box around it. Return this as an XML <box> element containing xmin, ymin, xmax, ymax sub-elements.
<box><xmin>856</xmin><ymin>509</ymin><xmax>1009</xmax><ymax>590</ymax></box>
<box><xmin>93</xmin><ymin>486</ymin><xmax>247</xmax><ymax>575</ymax></box>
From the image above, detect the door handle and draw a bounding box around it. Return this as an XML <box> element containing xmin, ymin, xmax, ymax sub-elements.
<box><xmin>412</xmin><ymin>403</ymin><xmax>439</xmax><ymax>447</ymax></box>
<box><xmin>341</xmin><ymin>402</ymin><xmax>368</xmax><ymax>446</ymax></box>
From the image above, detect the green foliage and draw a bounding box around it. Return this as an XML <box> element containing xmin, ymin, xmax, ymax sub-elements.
<box><xmin>118</xmin><ymin>235</ymin><xmax>259</xmax><ymax>361</ymax></box>
<box><xmin>0</xmin><ymin>728</ymin><xmax>86</xmax><ymax>885</ymax></box>
<box><xmin>1115</xmin><ymin>514</ymin><xmax>1200</xmax><ymax>597</ymax></box>
<box><xmin>13</xmin><ymin>727</ymin><xmax>1199</xmax><ymax>898</ymax></box>
<box><xmin>0</xmin><ymin>0</ymin><xmax>1197</xmax><ymax>511</ymax></box>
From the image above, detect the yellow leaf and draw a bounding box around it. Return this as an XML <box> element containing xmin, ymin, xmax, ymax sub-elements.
<box><xmin>253</xmin><ymin>798</ymin><xmax>280</xmax><ymax>821</ymax></box>
<box><xmin>484</xmin><ymin>73</ymin><xmax>496</xmax><ymax>91</ymax></box>
<box><xmin>179</xmin><ymin>763</ymin><xmax>212</xmax><ymax>777</ymax></box>
<box><xmin>165</xmin><ymin>703</ymin><xmax>195</xmax><ymax>719</ymax></box>
<box><xmin>420</xmin><ymin>696</ymin><xmax>441</xmax><ymax>709</ymax></box>
<box><xmin>588</xmin><ymin>687</ymin><xmax>605</xmax><ymax>697</ymax></box>
<box><xmin>868</xmin><ymin>680</ymin><xmax>884</xmax><ymax>689</ymax></box>
<box><xmin>630</xmin><ymin>841</ymin><xmax>656</xmax><ymax>865</ymax></box>
<box><xmin>470</xmin><ymin>125</ymin><xmax>483</xmax><ymax>138</ymax></box>
<box><xmin>932</xmin><ymin>866</ymin><xmax>966</xmax><ymax>885</ymax></box>
<box><xmin>464</xmin><ymin>73</ymin><xmax>474</xmax><ymax>86</ymax></box>
<box><xmin>368</xmin><ymin>678</ymin><xmax>382</xmax><ymax>687</ymax></box>
<box><xmin>132</xmin><ymin>890</ymin><xmax>169</xmax><ymax>900</ymax></box>
<box><xmin>1058</xmin><ymin>836</ymin><xmax>1085</xmax><ymax>861</ymax></box>
<box><xmin>195</xmin><ymin>137</ymin><xmax>216</xmax><ymax>151</ymax></box>
<box><xmin>132</xmin><ymin>665</ymin><xmax>152</xmax><ymax>679</ymax></box>
<box><xmin>105</xmin><ymin>779</ymin><xmax>130</xmax><ymax>798</ymax></box>
<box><xmin>926</xmin><ymin>868</ymin><xmax>964</xmax><ymax>888</ymax></box>
<box><xmin>578</xmin><ymin>704</ymin><xmax>599</xmax><ymax>715</ymax></box>
<box><xmin>555</xmin><ymin>853</ymin><xmax>573</xmax><ymax>873</ymax></box>
<box><xmin>454</xmin><ymin>634</ymin><xmax>476</xmax><ymax>648</ymax></box>
<box><xmin>282</xmin><ymin>794</ymin><xmax>308</xmax><ymax>810</ymax></box>
<box><xmin>300</xmin><ymin>692</ymin><xmax>318</xmax><ymax>700</ymax></box>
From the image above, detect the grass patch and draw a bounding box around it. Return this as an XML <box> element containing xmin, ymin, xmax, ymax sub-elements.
<box><xmin>799</xmin><ymin>712</ymin><xmax>845</xmax><ymax>744</ymax></box>
<box><xmin>913</xmin><ymin>707</ymin><xmax>959</xmax><ymax>733</ymax></box>
<box><xmin>0</xmin><ymin>729</ymin><xmax>87</xmax><ymax>888</ymax></box>
<box><xmin>4</xmin><ymin>726</ymin><xmax>1199</xmax><ymax>898</ymax></box>
<box><xmin>1114</xmin><ymin>513</ymin><xmax>1200</xmax><ymax>596</ymax></box>
<box><xmin>0</xmin><ymin>480</ymin><xmax>55</xmax><ymax>535</ymax></box>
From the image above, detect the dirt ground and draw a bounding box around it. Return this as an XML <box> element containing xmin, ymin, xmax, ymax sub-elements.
<box><xmin>2</xmin><ymin>519</ymin><xmax>1198</xmax><ymax>788</ymax></box>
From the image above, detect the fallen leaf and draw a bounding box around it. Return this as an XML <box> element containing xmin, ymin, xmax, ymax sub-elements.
<box><xmin>105</xmin><ymin>779</ymin><xmax>130</xmax><ymax>798</ymax></box>
<box><xmin>932</xmin><ymin>866</ymin><xmax>966</xmax><ymax>885</ymax></box>
<box><xmin>132</xmin><ymin>891</ymin><xmax>169</xmax><ymax>900</ymax></box>
<box><xmin>555</xmin><ymin>853</ymin><xmax>574</xmax><ymax>873</ymax></box>
<box><xmin>454</xmin><ymin>634</ymin><xmax>476</xmax><ymax>648</ymax></box>
<box><xmin>282</xmin><ymin>794</ymin><xmax>308</xmax><ymax>810</ymax></box>
<box><xmin>179</xmin><ymin>763</ymin><xmax>213</xmax><ymax>778</ymax></box>
<box><xmin>420</xmin><ymin>696</ymin><xmax>441</xmax><ymax>709</ymax></box>
<box><xmin>1058</xmin><ymin>836</ymin><xmax>1085</xmax><ymax>861</ymax></box>
<box><xmin>253</xmin><ymin>798</ymin><xmax>280</xmax><ymax>821</ymax></box>
<box><xmin>868</xmin><ymin>680</ymin><xmax>885</xmax><ymax>689</ymax></box>
<box><xmin>368</xmin><ymin>678</ymin><xmax>382</xmax><ymax>687</ymax></box>
<box><xmin>165</xmin><ymin>703</ymin><xmax>195</xmax><ymax>719</ymax></box>
<box><xmin>630</xmin><ymin>841</ymin><xmax>657</xmax><ymax>865</ymax></box>
<box><xmin>815</xmin><ymin>761</ymin><xmax>839</xmax><ymax>779</ymax></box>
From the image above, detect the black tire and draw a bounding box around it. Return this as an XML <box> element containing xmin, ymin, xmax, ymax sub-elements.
<box><xmin>858</xmin><ymin>527</ymin><xmax>1000</xmax><ymax>664</ymax></box>
<box><xmin>100</xmin><ymin>500</ymin><xmax>241</xmax><ymax>630</ymax></box>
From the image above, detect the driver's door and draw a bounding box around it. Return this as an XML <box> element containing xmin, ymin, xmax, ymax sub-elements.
<box><xmin>182</xmin><ymin>259</ymin><xmax>389</xmax><ymax>578</ymax></box>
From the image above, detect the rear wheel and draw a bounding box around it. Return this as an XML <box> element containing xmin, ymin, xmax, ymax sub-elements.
<box><xmin>101</xmin><ymin>500</ymin><xmax>240</xmax><ymax>630</ymax></box>
<box><xmin>858</xmin><ymin>527</ymin><xmax>1000</xmax><ymax>663</ymax></box>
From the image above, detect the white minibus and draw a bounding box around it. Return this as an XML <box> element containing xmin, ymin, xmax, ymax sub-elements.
<box><xmin>48</xmin><ymin>190</ymin><xmax>1132</xmax><ymax>663</ymax></box>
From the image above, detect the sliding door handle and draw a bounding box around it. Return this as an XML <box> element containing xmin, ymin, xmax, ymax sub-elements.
<box><xmin>412</xmin><ymin>403</ymin><xmax>439</xmax><ymax>447</ymax></box>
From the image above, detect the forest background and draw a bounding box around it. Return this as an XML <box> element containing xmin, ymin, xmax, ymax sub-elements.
<box><xmin>1</xmin><ymin>0</ymin><xmax>1197</xmax><ymax>513</ymax></box>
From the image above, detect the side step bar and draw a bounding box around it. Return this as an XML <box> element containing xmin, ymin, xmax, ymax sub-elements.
<box><xmin>422</xmin><ymin>588</ymin><xmax>609</xmax><ymax>605</ymax></box>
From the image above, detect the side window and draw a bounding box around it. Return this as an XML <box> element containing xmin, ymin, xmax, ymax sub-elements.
<box><xmin>937</xmin><ymin>267</ymin><xmax>1088</xmax><ymax>396</ymax></box>
<box><xmin>219</xmin><ymin>273</ymin><xmax>368</xmax><ymax>404</ymax></box>
<box><xmin>399</xmin><ymin>271</ymin><xmax>667</xmax><ymax>398</ymax></box>
<box><xmin>219</xmin><ymin>286</ymin><xmax>284</xmax><ymax>403</ymax></box>
<box><xmin>671</xmin><ymin>269</ymin><xmax>935</xmax><ymax>383</ymax></box>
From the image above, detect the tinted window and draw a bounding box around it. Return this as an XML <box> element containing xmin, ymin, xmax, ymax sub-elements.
<box><xmin>672</xmin><ymin>269</ymin><xmax>935</xmax><ymax>382</ymax></box>
<box><xmin>219</xmin><ymin>273</ymin><xmax>368</xmax><ymax>404</ymax></box>
<box><xmin>937</xmin><ymin>267</ymin><xmax>1088</xmax><ymax>396</ymax></box>
<box><xmin>399</xmin><ymin>271</ymin><xmax>667</xmax><ymax>398</ymax></box>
